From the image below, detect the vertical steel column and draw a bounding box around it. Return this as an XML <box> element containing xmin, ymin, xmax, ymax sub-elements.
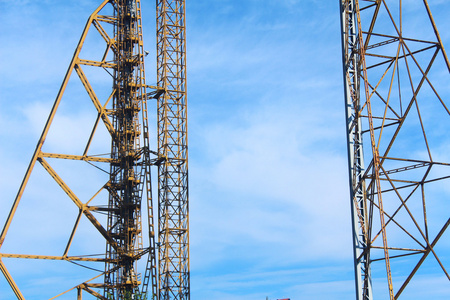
<box><xmin>156</xmin><ymin>0</ymin><xmax>190</xmax><ymax>299</ymax></box>
<box><xmin>104</xmin><ymin>1</ymin><xmax>153</xmax><ymax>298</ymax></box>
<box><xmin>340</xmin><ymin>1</ymin><xmax>373</xmax><ymax>299</ymax></box>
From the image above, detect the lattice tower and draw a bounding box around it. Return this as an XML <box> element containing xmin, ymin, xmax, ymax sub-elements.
<box><xmin>103</xmin><ymin>0</ymin><xmax>157</xmax><ymax>298</ymax></box>
<box><xmin>0</xmin><ymin>0</ymin><xmax>190</xmax><ymax>299</ymax></box>
<box><xmin>156</xmin><ymin>1</ymin><xmax>190</xmax><ymax>299</ymax></box>
<box><xmin>340</xmin><ymin>1</ymin><xmax>450</xmax><ymax>299</ymax></box>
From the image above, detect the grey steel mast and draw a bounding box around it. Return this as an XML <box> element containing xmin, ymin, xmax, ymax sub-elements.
<box><xmin>340</xmin><ymin>1</ymin><xmax>372</xmax><ymax>298</ymax></box>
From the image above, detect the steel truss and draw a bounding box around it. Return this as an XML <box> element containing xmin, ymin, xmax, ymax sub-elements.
<box><xmin>340</xmin><ymin>0</ymin><xmax>450</xmax><ymax>299</ymax></box>
<box><xmin>156</xmin><ymin>1</ymin><xmax>190</xmax><ymax>299</ymax></box>
<box><xmin>0</xmin><ymin>0</ymin><xmax>164</xmax><ymax>299</ymax></box>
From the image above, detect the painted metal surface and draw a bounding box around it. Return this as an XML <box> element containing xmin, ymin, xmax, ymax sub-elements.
<box><xmin>340</xmin><ymin>1</ymin><xmax>372</xmax><ymax>298</ymax></box>
<box><xmin>103</xmin><ymin>1</ymin><xmax>157</xmax><ymax>299</ymax></box>
<box><xmin>0</xmin><ymin>0</ymin><xmax>166</xmax><ymax>298</ymax></box>
<box><xmin>156</xmin><ymin>0</ymin><xmax>190</xmax><ymax>299</ymax></box>
<box><xmin>340</xmin><ymin>0</ymin><xmax>450</xmax><ymax>299</ymax></box>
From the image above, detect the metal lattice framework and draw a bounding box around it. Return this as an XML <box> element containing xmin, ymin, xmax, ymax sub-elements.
<box><xmin>0</xmin><ymin>0</ymin><xmax>178</xmax><ymax>298</ymax></box>
<box><xmin>156</xmin><ymin>1</ymin><xmax>190</xmax><ymax>299</ymax></box>
<box><xmin>340</xmin><ymin>0</ymin><xmax>450</xmax><ymax>299</ymax></box>
<box><xmin>103</xmin><ymin>0</ymin><xmax>158</xmax><ymax>299</ymax></box>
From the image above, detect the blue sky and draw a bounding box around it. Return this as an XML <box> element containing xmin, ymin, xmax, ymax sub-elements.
<box><xmin>1</xmin><ymin>0</ymin><xmax>449</xmax><ymax>299</ymax></box>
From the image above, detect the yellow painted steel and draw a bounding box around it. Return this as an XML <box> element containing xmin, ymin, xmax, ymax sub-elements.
<box><xmin>0</xmin><ymin>0</ymin><xmax>111</xmax><ymax>250</ymax></box>
<box><xmin>38</xmin><ymin>157</ymin><xmax>119</xmax><ymax>251</ymax></box>
<box><xmin>0</xmin><ymin>2</ymin><xmax>112</xmax><ymax>297</ymax></box>
<box><xmin>41</xmin><ymin>152</ymin><xmax>115</xmax><ymax>163</ymax></box>
<box><xmin>74</xmin><ymin>64</ymin><xmax>116</xmax><ymax>136</ymax></box>
<box><xmin>156</xmin><ymin>1</ymin><xmax>190</xmax><ymax>299</ymax></box>
<box><xmin>48</xmin><ymin>271</ymin><xmax>111</xmax><ymax>300</ymax></box>
<box><xmin>0</xmin><ymin>253</ymin><xmax>111</xmax><ymax>262</ymax></box>
<box><xmin>78</xmin><ymin>59</ymin><xmax>116</xmax><ymax>68</ymax></box>
<box><xmin>0</xmin><ymin>259</ymin><xmax>25</xmax><ymax>300</ymax></box>
<box><xmin>0</xmin><ymin>0</ymin><xmax>160</xmax><ymax>298</ymax></box>
<box><xmin>1</xmin><ymin>0</ymin><xmax>190</xmax><ymax>298</ymax></box>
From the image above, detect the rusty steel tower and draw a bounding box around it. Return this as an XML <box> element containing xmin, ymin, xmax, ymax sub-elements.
<box><xmin>340</xmin><ymin>1</ymin><xmax>449</xmax><ymax>299</ymax></box>
<box><xmin>0</xmin><ymin>0</ymin><xmax>188</xmax><ymax>299</ymax></box>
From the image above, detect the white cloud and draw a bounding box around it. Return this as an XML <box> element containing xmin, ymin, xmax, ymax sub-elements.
<box><xmin>189</xmin><ymin>93</ymin><xmax>354</xmax><ymax>280</ymax></box>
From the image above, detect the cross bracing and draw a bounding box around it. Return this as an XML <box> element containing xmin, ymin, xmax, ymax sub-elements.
<box><xmin>0</xmin><ymin>0</ymin><xmax>188</xmax><ymax>299</ymax></box>
<box><xmin>340</xmin><ymin>0</ymin><xmax>450</xmax><ymax>299</ymax></box>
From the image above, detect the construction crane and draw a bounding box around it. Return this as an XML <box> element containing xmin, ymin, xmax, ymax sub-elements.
<box><xmin>0</xmin><ymin>0</ymin><xmax>189</xmax><ymax>299</ymax></box>
<box><xmin>340</xmin><ymin>1</ymin><xmax>449</xmax><ymax>299</ymax></box>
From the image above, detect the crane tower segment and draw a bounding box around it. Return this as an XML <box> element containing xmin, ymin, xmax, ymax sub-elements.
<box><xmin>103</xmin><ymin>0</ymin><xmax>158</xmax><ymax>299</ymax></box>
<box><xmin>156</xmin><ymin>0</ymin><xmax>190</xmax><ymax>299</ymax></box>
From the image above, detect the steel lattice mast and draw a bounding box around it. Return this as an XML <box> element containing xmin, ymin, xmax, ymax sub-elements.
<box><xmin>156</xmin><ymin>1</ymin><xmax>190</xmax><ymax>299</ymax></box>
<box><xmin>104</xmin><ymin>0</ymin><xmax>158</xmax><ymax>299</ymax></box>
<box><xmin>340</xmin><ymin>1</ymin><xmax>450</xmax><ymax>299</ymax></box>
